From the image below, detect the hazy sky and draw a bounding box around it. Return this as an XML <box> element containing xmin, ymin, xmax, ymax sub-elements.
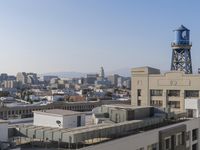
<box><xmin>0</xmin><ymin>0</ymin><xmax>200</xmax><ymax>75</ymax></box>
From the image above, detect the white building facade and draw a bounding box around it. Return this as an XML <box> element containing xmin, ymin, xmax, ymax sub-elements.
<box><xmin>33</xmin><ymin>109</ymin><xmax>85</xmax><ymax>128</ymax></box>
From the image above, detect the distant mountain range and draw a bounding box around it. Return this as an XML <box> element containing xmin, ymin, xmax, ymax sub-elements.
<box><xmin>40</xmin><ymin>72</ymin><xmax>86</xmax><ymax>78</ymax></box>
<box><xmin>108</xmin><ymin>68</ymin><xmax>131</xmax><ymax>77</ymax></box>
<box><xmin>41</xmin><ymin>68</ymin><xmax>131</xmax><ymax>78</ymax></box>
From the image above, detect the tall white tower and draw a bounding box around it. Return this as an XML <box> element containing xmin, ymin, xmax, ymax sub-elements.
<box><xmin>100</xmin><ymin>67</ymin><xmax>105</xmax><ymax>78</ymax></box>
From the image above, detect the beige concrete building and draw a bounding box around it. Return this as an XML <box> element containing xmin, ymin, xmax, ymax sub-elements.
<box><xmin>131</xmin><ymin>66</ymin><xmax>200</xmax><ymax>112</ymax></box>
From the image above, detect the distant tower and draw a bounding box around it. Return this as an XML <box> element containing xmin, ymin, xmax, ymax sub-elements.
<box><xmin>171</xmin><ymin>25</ymin><xmax>192</xmax><ymax>74</ymax></box>
<box><xmin>100</xmin><ymin>67</ymin><xmax>105</xmax><ymax>78</ymax></box>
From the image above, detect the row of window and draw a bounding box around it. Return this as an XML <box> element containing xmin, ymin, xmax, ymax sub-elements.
<box><xmin>168</xmin><ymin>101</ymin><xmax>180</xmax><ymax>108</ymax></box>
<box><xmin>0</xmin><ymin>104</ymin><xmax>95</xmax><ymax>118</ymax></box>
<box><xmin>136</xmin><ymin>143</ymin><xmax>158</xmax><ymax>150</ymax></box>
<box><xmin>136</xmin><ymin>129</ymin><xmax>198</xmax><ymax>150</ymax></box>
<box><xmin>165</xmin><ymin>129</ymin><xmax>198</xmax><ymax>150</ymax></box>
<box><xmin>149</xmin><ymin>89</ymin><xmax>199</xmax><ymax>97</ymax></box>
<box><xmin>150</xmin><ymin>100</ymin><xmax>180</xmax><ymax>108</ymax></box>
<box><xmin>151</xmin><ymin>100</ymin><xmax>163</xmax><ymax>107</ymax></box>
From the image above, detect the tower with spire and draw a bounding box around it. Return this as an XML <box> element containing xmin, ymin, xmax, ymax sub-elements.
<box><xmin>99</xmin><ymin>67</ymin><xmax>105</xmax><ymax>79</ymax></box>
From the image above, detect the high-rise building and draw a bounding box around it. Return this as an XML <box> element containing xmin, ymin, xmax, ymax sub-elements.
<box><xmin>99</xmin><ymin>67</ymin><xmax>105</xmax><ymax>79</ymax></box>
<box><xmin>16</xmin><ymin>72</ymin><xmax>28</xmax><ymax>84</ymax></box>
<box><xmin>108</xmin><ymin>74</ymin><xmax>119</xmax><ymax>87</ymax></box>
<box><xmin>86</xmin><ymin>74</ymin><xmax>98</xmax><ymax>84</ymax></box>
<box><xmin>0</xmin><ymin>73</ymin><xmax>8</xmax><ymax>81</ymax></box>
<box><xmin>27</xmin><ymin>73</ymin><xmax>39</xmax><ymax>84</ymax></box>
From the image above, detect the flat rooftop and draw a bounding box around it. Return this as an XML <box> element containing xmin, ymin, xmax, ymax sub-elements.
<box><xmin>33</xmin><ymin>109</ymin><xmax>85</xmax><ymax>117</ymax></box>
<box><xmin>103</xmin><ymin>104</ymin><xmax>153</xmax><ymax>110</ymax></box>
<box><xmin>0</xmin><ymin>119</ymin><xmax>8</xmax><ymax>124</ymax></box>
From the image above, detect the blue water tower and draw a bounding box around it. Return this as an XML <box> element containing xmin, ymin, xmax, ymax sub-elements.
<box><xmin>174</xmin><ymin>25</ymin><xmax>190</xmax><ymax>45</ymax></box>
<box><xmin>171</xmin><ymin>25</ymin><xmax>192</xmax><ymax>74</ymax></box>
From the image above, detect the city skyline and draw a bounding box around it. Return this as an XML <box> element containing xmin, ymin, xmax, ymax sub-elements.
<box><xmin>1</xmin><ymin>1</ymin><xmax>200</xmax><ymax>74</ymax></box>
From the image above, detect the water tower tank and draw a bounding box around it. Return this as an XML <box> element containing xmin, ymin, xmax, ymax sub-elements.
<box><xmin>174</xmin><ymin>25</ymin><xmax>190</xmax><ymax>45</ymax></box>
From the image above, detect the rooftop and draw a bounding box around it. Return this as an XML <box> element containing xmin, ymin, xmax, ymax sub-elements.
<box><xmin>175</xmin><ymin>25</ymin><xmax>189</xmax><ymax>31</ymax></box>
<box><xmin>33</xmin><ymin>109</ymin><xmax>84</xmax><ymax>117</ymax></box>
<box><xmin>103</xmin><ymin>104</ymin><xmax>153</xmax><ymax>110</ymax></box>
<box><xmin>0</xmin><ymin>119</ymin><xmax>8</xmax><ymax>124</ymax></box>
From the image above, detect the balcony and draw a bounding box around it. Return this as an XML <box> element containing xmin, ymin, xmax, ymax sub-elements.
<box><xmin>171</xmin><ymin>42</ymin><xmax>192</xmax><ymax>49</ymax></box>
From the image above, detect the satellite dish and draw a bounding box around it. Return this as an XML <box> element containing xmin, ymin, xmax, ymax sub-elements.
<box><xmin>56</xmin><ymin>120</ymin><xmax>61</xmax><ymax>127</ymax></box>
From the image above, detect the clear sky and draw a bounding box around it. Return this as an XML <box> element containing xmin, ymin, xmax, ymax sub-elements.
<box><xmin>0</xmin><ymin>0</ymin><xmax>200</xmax><ymax>75</ymax></box>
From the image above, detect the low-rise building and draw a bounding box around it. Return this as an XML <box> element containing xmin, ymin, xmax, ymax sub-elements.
<box><xmin>33</xmin><ymin>109</ymin><xmax>85</xmax><ymax>128</ymax></box>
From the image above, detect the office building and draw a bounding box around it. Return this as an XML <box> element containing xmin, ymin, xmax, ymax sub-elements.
<box><xmin>86</xmin><ymin>74</ymin><xmax>98</xmax><ymax>84</ymax></box>
<box><xmin>131</xmin><ymin>66</ymin><xmax>200</xmax><ymax>112</ymax></box>
<box><xmin>107</xmin><ymin>74</ymin><xmax>119</xmax><ymax>87</ymax></box>
<box><xmin>16</xmin><ymin>72</ymin><xmax>28</xmax><ymax>84</ymax></box>
<box><xmin>27</xmin><ymin>73</ymin><xmax>39</xmax><ymax>84</ymax></box>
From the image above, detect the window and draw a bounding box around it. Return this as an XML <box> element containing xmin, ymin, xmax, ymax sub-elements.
<box><xmin>147</xmin><ymin>143</ymin><xmax>158</xmax><ymax>150</ymax></box>
<box><xmin>150</xmin><ymin>90</ymin><xmax>163</xmax><ymax>96</ymax></box>
<box><xmin>137</xmin><ymin>89</ymin><xmax>141</xmax><ymax>96</ymax></box>
<box><xmin>176</xmin><ymin>133</ymin><xmax>183</xmax><ymax>146</ymax></box>
<box><xmin>192</xmin><ymin>129</ymin><xmax>198</xmax><ymax>141</ymax></box>
<box><xmin>151</xmin><ymin>100</ymin><xmax>163</xmax><ymax>107</ymax></box>
<box><xmin>136</xmin><ymin>148</ymin><xmax>144</xmax><ymax>150</ymax></box>
<box><xmin>165</xmin><ymin>137</ymin><xmax>171</xmax><ymax>150</ymax></box>
<box><xmin>138</xmin><ymin>100</ymin><xmax>141</xmax><ymax>106</ymax></box>
<box><xmin>168</xmin><ymin>101</ymin><xmax>180</xmax><ymax>108</ymax></box>
<box><xmin>185</xmin><ymin>90</ymin><xmax>199</xmax><ymax>98</ymax></box>
<box><xmin>186</xmin><ymin>131</ymin><xmax>190</xmax><ymax>141</ymax></box>
<box><xmin>168</xmin><ymin>90</ymin><xmax>180</xmax><ymax>97</ymax></box>
<box><xmin>192</xmin><ymin>143</ymin><xmax>197</xmax><ymax>150</ymax></box>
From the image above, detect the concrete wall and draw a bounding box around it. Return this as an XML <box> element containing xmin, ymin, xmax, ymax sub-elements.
<box><xmin>185</xmin><ymin>99</ymin><xmax>200</xmax><ymax>117</ymax></box>
<box><xmin>63</xmin><ymin>114</ymin><xmax>85</xmax><ymax>128</ymax></box>
<box><xmin>34</xmin><ymin>113</ymin><xmax>85</xmax><ymax>128</ymax></box>
<box><xmin>34</xmin><ymin>113</ymin><xmax>63</xmax><ymax>128</ymax></box>
<box><xmin>0</xmin><ymin>122</ymin><xmax>8</xmax><ymax>142</ymax></box>
<box><xmin>109</xmin><ymin>109</ymin><xmax>127</xmax><ymax>123</ymax></box>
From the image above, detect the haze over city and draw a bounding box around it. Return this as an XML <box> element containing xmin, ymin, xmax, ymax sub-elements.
<box><xmin>1</xmin><ymin>1</ymin><xmax>200</xmax><ymax>150</ymax></box>
<box><xmin>0</xmin><ymin>0</ymin><xmax>200</xmax><ymax>75</ymax></box>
